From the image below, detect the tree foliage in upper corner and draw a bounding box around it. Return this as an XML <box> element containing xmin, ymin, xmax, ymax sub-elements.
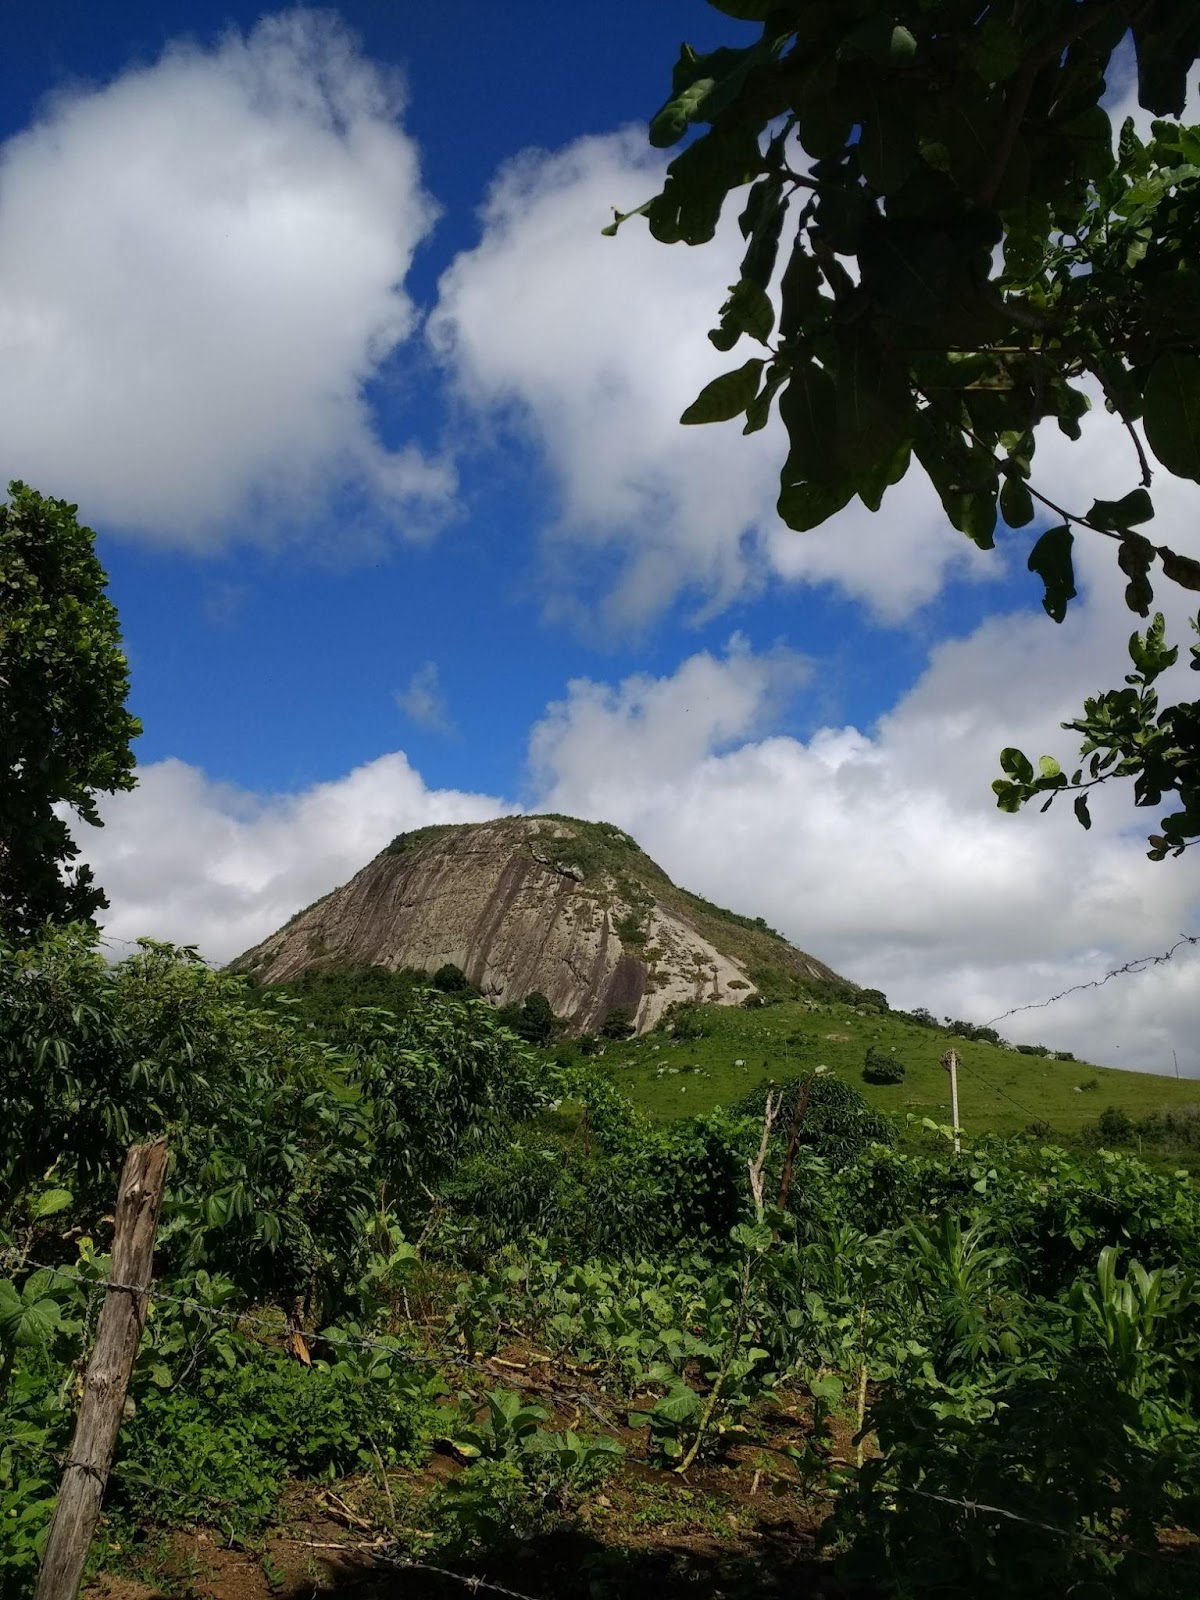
<box><xmin>610</xmin><ymin>0</ymin><xmax>1200</xmax><ymax>854</ymax></box>
<box><xmin>0</xmin><ymin>483</ymin><xmax>141</xmax><ymax>939</ymax></box>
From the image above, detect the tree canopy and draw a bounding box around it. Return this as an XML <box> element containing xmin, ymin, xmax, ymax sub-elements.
<box><xmin>0</xmin><ymin>483</ymin><xmax>141</xmax><ymax>938</ymax></box>
<box><xmin>609</xmin><ymin>0</ymin><xmax>1200</xmax><ymax>855</ymax></box>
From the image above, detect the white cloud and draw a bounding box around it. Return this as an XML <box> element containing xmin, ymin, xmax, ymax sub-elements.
<box><xmin>0</xmin><ymin>11</ymin><xmax>452</xmax><ymax>544</ymax></box>
<box><xmin>530</xmin><ymin>615</ymin><xmax>1200</xmax><ymax>1078</ymax></box>
<box><xmin>84</xmin><ymin>753</ymin><xmax>505</xmax><ymax>962</ymax></box>
<box><xmin>77</xmin><ymin>586</ymin><xmax>1199</xmax><ymax>1075</ymax></box>
<box><xmin>431</xmin><ymin>130</ymin><xmax>992</xmax><ymax>629</ymax></box>
<box><xmin>396</xmin><ymin>660</ymin><xmax>455</xmax><ymax>735</ymax></box>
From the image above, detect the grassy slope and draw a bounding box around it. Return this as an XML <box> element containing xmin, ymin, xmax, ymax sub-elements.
<box><xmin>590</xmin><ymin>997</ymin><xmax>1200</xmax><ymax>1136</ymax></box>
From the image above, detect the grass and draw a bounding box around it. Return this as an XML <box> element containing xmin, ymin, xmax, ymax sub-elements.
<box><xmin>587</xmin><ymin>998</ymin><xmax>1200</xmax><ymax>1139</ymax></box>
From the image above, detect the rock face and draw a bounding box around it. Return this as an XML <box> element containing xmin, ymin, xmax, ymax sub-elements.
<box><xmin>232</xmin><ymin>815</ymin><xmax>853</xmax><ymax>1034</ymax></box>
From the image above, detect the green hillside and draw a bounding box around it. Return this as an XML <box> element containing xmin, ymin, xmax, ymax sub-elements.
<box><xmin>590</xmin><ymin>996</ymin><xmax>1200</xmax><ymax>1142</ymax></box>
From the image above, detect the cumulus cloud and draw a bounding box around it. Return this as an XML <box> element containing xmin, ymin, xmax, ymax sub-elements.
<box><xmin>84</xmin><ymin>753</ymin><xmax>506</xmax><ymax>962</ymax></box>
<box><xmin>77</xmin><ymin>586</ymin><xmax>1199</xmax><ymax>1074</ymax></box>
<box><xmin>395</xmin><ymin>660</ymin><xmax>455</xmax><ymax>735</ymax></box>
<box><xmin>431</xmin><ymin>130</ymin><xmax>992</xmax><ymax>629</ymax></box>
<box><xmin>530</xmin><ymin>616</ymin><xmax>1200</xmax><ymax>1078</ymax></box>
<box><xmin>0</xmin><ymin>11</ymin><xmax>452</xmax><ymax>543</ymax></box>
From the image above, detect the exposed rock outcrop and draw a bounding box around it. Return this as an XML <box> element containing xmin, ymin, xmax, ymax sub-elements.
<box><xmin>232</xmin><ymin>815</ymin><xmax>852</xmax><ymax>1033</ymax></box>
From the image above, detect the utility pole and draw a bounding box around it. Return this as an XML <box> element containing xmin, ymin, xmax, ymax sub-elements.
<box><xmin>941</xmin><ymin>1049</ymin><xmax>962</xmax><ymax>1156</ymax></box>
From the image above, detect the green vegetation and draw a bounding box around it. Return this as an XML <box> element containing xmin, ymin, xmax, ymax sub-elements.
<box><xmin>611</xmin><ymin>1</ymin><xmax>1200</xmax><ymax>857</ymax></box>
<box><xmin>0</xmin><ymin>483</ymin><xmax>141</xmax><ymax>939</ymax></box>
<box><xmin>4</xmin><ymin>926</ymin><xmax>1200</xmax><ymax>1598</ymax></box>
<box><xmin>586</xmin><ymin>996</ymin><xmax>1200</xmax><ymax>1146</ymax></box>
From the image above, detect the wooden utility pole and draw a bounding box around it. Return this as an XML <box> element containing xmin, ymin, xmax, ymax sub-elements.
<box><xmin>941</xmin><ymin>1049</ymin><xmax>962</xmax><ymax>1156</ymax></box>
<box><xmin>35</xmin><ymin>1140</ymin><xmax>168</xmax><ymax>1600</ymax></box>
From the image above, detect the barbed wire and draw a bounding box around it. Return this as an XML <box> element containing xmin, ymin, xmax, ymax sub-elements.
<box><xmin>984</xmin><ymin>933</ymin><xmax>1200</xmax><ymax>1029</ymax></box>
<box><xmin>952</xmin><ymin>1055</ymin><xmax>1044</xmax><ymax>1127</ymax></box>
<box><xmin>9</xmin><ymin>1432</ymin><xmax>550</xmax><ymax>1600</ymax></box>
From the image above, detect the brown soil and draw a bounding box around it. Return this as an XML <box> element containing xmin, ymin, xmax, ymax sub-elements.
<box><xmin>84</xmin><ymin>1342</ymin><xmax>850</xmax><ymax>1600</ymax></box>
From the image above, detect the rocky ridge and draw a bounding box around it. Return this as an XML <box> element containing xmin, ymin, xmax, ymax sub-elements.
<box><xmin>232</xmin><ymin>815</ymin><xmax>853</xmax><ymax>1033</ymax></box>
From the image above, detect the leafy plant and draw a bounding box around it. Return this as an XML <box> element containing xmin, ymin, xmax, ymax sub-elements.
<box><xmin>862</xmin><ymin>1047</ymin><xmax>905</xmax><ymax>1085</ymax></box>
<box><xmin>612</xmin><ymin>5</ymin><xmax>1200</xmax><ymax>856</ymax></box>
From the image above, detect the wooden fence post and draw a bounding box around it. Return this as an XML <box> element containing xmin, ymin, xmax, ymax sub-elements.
<box><xmin>35</xmin><ymin>1139</ymin><xmax>169</xmax><ymax>1600</ymax></box>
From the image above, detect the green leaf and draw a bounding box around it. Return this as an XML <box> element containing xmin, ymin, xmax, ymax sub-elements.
<box><xmin>650</xmin><ymin>79</ymin><xmax>718</xmax><ymax>148</ymax></box>
<box><xmin>1000</xmin><ymin>747</ymin><xmax>1035</xmax><ymax>785</ymax></box>
<box><xmin>1143</xmin><ymin>351</ymin><xmax>1200</xmax><ymax>481</ymax></box>
<box><xmin>681</xmin><ymin>359</ymin><xmax>765</xmax><ymax>425</ymax></box>
<box><xmin>777</xmin><ymin>244</ymin><xmax>824</xmax><ymax>343</ymax></box>
<box><xmin>1027</xmin><ymin>524</ymin><xmax>1076</xmax><ymax>622</ymax></box>
<box><xmin>713</xmin><ymin>278</ymin><xmax>775</xmax><ymax>346</ymax></box>
<box><xmin>833</xmin><ymin>325</ymin><xmax>910</xmax><ymax>471</ymax></box>
<box><xmin>1038</xmin><ymin>756</ymin><xmax>1062</xmax><ymax>780</ymax></box>
<box><xmin>655</xmin><ymin>1384</ymin><xmax>702</xmax><ymax>1423</ymax></box>
<box><xmin>777</xmin><ymin>478</ymin><xmax>854</xmax><ymax>531</ymax></box>
<box><xmin>999</xmin><ymin>473</ymin><xmax>1034</xmax><ymax>528</ymax></box>
<box><xmin>32</xmin><ymin>1187</ymin><xmax>73</xmax><ymax>1220</ymax></box>
<box><xmin>743</xmin><ymin>365</ymin><xmax>787</xmax><ymax>434</ymax></box>
<box><xmin>1074</xmin><ymin>793</ymin><xmax>1092</xmax><ymax>831</ymax></box>
<box><xmin>857</xmin><ymin>92</ymin><xmax>916</xmax><ymax>194</ymax></box>
<box><xmin>779</xmin><ymin>362</ymin><xmax>837</xmax><ymax>481</ymax></box>
<box><xmin>1088</xmin><ymin>489</ymin><xmax>1155</xmax><ymax>530</ymax></box>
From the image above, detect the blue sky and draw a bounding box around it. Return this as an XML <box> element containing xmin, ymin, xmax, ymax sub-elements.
<box><xmin>2</xmin><ymin>3</ymin><xmax>1197</xmax><ymax>1073</ymax></box>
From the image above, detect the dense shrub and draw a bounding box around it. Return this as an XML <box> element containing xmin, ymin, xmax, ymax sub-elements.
<box><xmin>432</xmin><ymin>962</ymin><xmax>471</xmax><ymax>993</ymax></box>
<box><xmin>600</xmin><ymin>1004</ymin><xmax>636</xmax><ymax>1040</ymax></box>
<box><xmin>863</xmin><ymin>1047</ymin><xmax>905</xmax><ymax>1085</ymax></box>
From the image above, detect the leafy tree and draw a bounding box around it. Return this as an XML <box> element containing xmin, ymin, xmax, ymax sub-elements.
<box><xmin>611</xmin><ymin>2</ymin><xmax>1200</xmax><ymax>854</ymax></box>
<box><xmin>497</xmin><ymin>990</ymin><xmax>560</xmax><ymax>1046</ymax></box>
<box><xmin>0</xmin><ymin>483</ymin><xmax>141</xmax><ymax>936</ymax></box>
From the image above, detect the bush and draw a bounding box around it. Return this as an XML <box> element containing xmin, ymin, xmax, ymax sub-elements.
<box><xmin>1095</xmin><ymin>1107</ymin><xmax>1135</xmax><ymax>1144</ymax></box>
<box><xmin>115</xmin><ymin>1341</ymin><xmax>433</xmax><ymax>1538</ymax></box>
<box><xmin>600</xmin><ymin>1004</ymin><xmax>636</xmax><ymax>1040</ymax></box>
<box><xmin>863</xmin><ymin>1047</ymin><xmax>905</xmax><ymax>1085</ymax></box>
<box><xmin>664</xmin><ymin>1002</ymin><xmax>709</xmax><ymax>1041</ymax></box>
<box><xmin>432</xmin><ymin>962</ymin><xmax>471</xmax><ymax>993</ymax></box>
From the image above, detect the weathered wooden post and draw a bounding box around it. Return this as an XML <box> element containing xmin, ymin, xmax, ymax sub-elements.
<box><xmin>35</xmin><ymin>1139</ymin><xmax>168</xmax><ymax>1600</ymax></box>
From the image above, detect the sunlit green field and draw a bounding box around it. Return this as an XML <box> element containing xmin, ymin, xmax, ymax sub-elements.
<box><xmin>595</xmin><ymin>1000</ymin><xmax>1199</xmax><ymax>1138</ymax></box>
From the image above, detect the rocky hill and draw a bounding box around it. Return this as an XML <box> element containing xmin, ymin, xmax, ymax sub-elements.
<box><xmin>231</xmin><ymin>815</ymin><xmax>854</xmax><ymax>1033</ymax></box>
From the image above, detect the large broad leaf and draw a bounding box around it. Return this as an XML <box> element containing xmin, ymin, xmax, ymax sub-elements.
<box><xmin>1028</xmin><ymin>524</ymin><xmax>1077</xmax><ymax>623</ymax></box>
<box><xmin>681</xmin><ymin>359</ymin><xmax>765</xmax><ymax>425</ymax></box>
<box><xmin>1143</xmin><ymin>351</ymin><xmax>1200</xmax><ymax>481</ymax></box>
<box><xmin>654</xmin><ymin>1384</ymin><xmax>703</xmax><ymax>1423</ymax></box>
<box><xmin>913</xmin><ymin>411</ymin><xmax>998</xmax><ymax>548</ymax></box>
<box><xmin>777</xmin><ymin>478</ymin><xmax>854</xmax><ymax>530</ymax></box>
<box><xmin>833</xmin><ymin>325</ymin><xmax>910</xmax><ymax>472</ymax></box>
<box><xmin>1132</xmin><ymin>3</ymin><xmax>1200</xmax><ymax>116</ymax></box>
<box><xmin>999</xmin><ymin>473</ymin><xmax>1034</xmax><ymax>528</ymax></box>
<box><xmin>778</xmin><ymin>361</ymin><xmax>838</xmax><ymax>481</ymax></box>
<box><xmin>1088</xmin><ymin>489</ymin><xmax>1155</xmax><ymax>530</ymax></box>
